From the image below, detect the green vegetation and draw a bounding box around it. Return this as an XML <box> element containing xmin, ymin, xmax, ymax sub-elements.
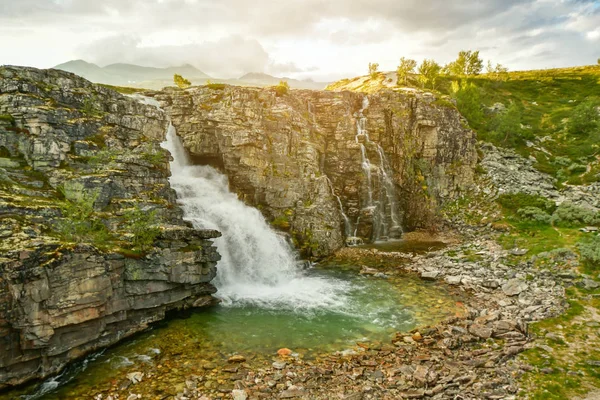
<box><xmin>273</xmin><ymin>80</ymin><xmax>290</xmax><ymax>96</ymax></box>
<box><xmin>417</xmin><ymin>59</ymin><xmax>441</xmax><ymax>89</ymax></box>
<box><xmin>54</xmin><ymin>184</ymin><xmax>111</xmax><ymax>246</ymax></box>
<box><xmin>141</xmin><ymin>143</ymin><xmax>166</xmax><ymax>168</ymax></box>
<box><xmin>368</xmin><ymin>62</ymin><xmax>380</xmax><ymax>78</ymax></box>
<box><xmin>396</xmin><ymin>57</ymin><xmax>417</xmax><ymax>86</ymax></box>
<box><xmin>567</xmin><ymin>97</ymin><xmax>600</xmax><ymax>136</ymax></box>
<box><xmin>205</xmin><ymin>80</ymin><xmax>226</xmax><ymax>90</ymax></box>
<box><xmin>444</xmin><ymin>50</ymin><xmax>483</xmax><ymax>76</ymax></box>
<box><xmin>173</xmin><ymin>74</ymin><xmax>191</xmax><ymax>89</ymax></box>
<box><xmin>98</xmin><ymin>84</ymin><xmax>145</xmax><ymax>95</ymax></box>
<box><xmin>0</xmin><ymin>114</ymin><xmax>15</xmax><ymax>124</ymax></box>
<box><xmin>123</xmin><ymin>206</ymin><xmax>161</xmax><ymax>251</ymax></box>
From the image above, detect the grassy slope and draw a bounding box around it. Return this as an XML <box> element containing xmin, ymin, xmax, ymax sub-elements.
<box><xmin>328</xmin><ymin>66</ymin><xmax>600</xmax><ymax>398</ymax></box>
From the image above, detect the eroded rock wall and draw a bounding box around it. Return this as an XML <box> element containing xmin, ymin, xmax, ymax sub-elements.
<box><xmin>0</xmin><ymin>66</ymin><xmax>220</xmax><ymax>388</ymax></box>
<box><xmin>157</xmin><ymin>86</ymin><xmax>477</xmax><ymax>256</ymax></box>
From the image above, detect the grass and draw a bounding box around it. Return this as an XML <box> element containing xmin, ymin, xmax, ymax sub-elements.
<box><xmin>519</xmin><ymin>288</ymin><xmax>600</xmax><ymax>399</ymax></box>
<box><xmin>98</xmin><ymin>84</ymin><xmax>146</xmax><ymax>95</ymax></box>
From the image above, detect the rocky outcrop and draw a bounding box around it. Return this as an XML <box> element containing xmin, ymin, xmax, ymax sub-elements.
<box><xmin>481</xmin><ymin>143</ymin><xmax>600</xmax><ymax>211</ymax></box>
<box><xmin>156</xmin><ymin>86</ymin><xmax>477</xmax><ymax>256</ymax></box>
<box><xmin>0</xmin><ymin>66</ymin><xmax>220</xmax><ymax>388</ymax></box>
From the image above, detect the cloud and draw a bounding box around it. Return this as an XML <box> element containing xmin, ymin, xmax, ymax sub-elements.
<box><xmin>78</xmin><ymin>35</ymin><xmax>270</xmax><ymax>78</ymax></box>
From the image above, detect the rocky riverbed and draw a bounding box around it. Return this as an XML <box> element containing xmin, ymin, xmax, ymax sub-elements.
<box><xmin>28</xmin><ymin>233</ymin><xmax>572</xmax><ymax>400</ymax></box>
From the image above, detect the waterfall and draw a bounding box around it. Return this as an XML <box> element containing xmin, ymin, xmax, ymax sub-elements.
<box><xmin>353</xmin><ymin>96</ymin><xmax>402</xmax><ymax>241</ymax></box>
<box><xmin>323</xmin><ymin>176</ymin><xmax>352</xmax><ymax>237</ymax></box>
<box><xmin>161</xmin><ymin>125</ymin><xmax>350</xmax><ymax>310</ymax></box>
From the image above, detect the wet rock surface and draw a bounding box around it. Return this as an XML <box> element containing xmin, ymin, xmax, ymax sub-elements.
<box><xmin>0</xmin><ymin>66</ymin><xmax>221</xmax><ymax>388</ymax></box>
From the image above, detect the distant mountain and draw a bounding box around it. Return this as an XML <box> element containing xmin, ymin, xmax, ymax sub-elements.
<box><xmin>235</xmin><ymin>72</ymin><xmax>329</xmax><ymax>90</ymax></box>
<box><xmin>53</xmin><ymin>60</ymin><xmax>330</xmax><ymax>90</ymax></box>
<box><xmin>53</xmin><ymin>60</ymin><xmax>211</xmax><ymax>90</ymax></box>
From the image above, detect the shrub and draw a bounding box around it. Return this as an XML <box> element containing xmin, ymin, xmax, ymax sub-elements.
<box><xmin>517</xmin><ymin>207</ymin><xmax>552</xmax><ymax>224</ymax></box>
<box><xmin>141</xmin><ymin>143</ymin><xmax>165</xmax><ymax>167</ymax></box>
<box><xmin>567</xmin><ymin>98</ymin><xmax>600</xmax><ymax>136</ymax></box>
<box><xmin>497</xmin><ymin>193</ymin><xmax>556</xmax><ymax>213</ymax></box>
<box><xmin>174</xmin><ymin>74</ymin><xmax>191</xmax><ymax>89</ymax></box>
<box><xmin>368</xmin><ymin>62</ymin><xmax>380</xmax><ymax>78</ymax></box>
<box><xmin>451</xmin><ymin>80</ymin><xmax>483</xmax><ymax>128</ymax></box>
<box><xmin>551</xmin><ymin>202</ymin><xmax>600</xmax><ymax>227</ymax></box>
<box><xmin>55</xmin><ymin>184</ymin><xmax>111</xmax><ymax>246</ymax></box>
<box><xmin>578</xmin><ymin>235</ymin><xmax>600</xmax><ymax>269</ymax></box>
<box><xmin>123</xmin><ymin>206</ymin><xmax>161</xmax><ymax>251</ymax></box>
<box><xmin>274</xmin><ymin>80</ymin><xmax>290</xmax><ymax>96</ymax></box>
<box><xmin>206</xmin><ymin>82</ymin><xmax>226</xmax><ymax>90</ymax></box>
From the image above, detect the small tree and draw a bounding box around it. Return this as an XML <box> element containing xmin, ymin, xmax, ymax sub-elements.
<box><xmin>486</xmin><ymin>61</ymin><xmax>509</xmax><ymax>81</ymax></box>
<box><xmin>123</xmin><ymin>206</ymin><xmax>161</xmax><ymax>251</ymax></box>
<box><xmin>418</xmin><ymin>59</ymin><xmax>441</xmax><ymax>89</ymax></box>
<box><xmin>396</xmin><ymin>57</ymin><xmax>417</xmax><ymax>86</ymax></box>
<box><xmin>173</xmin><ymin>74</ymin><xmax>191</xmax><ymax>89</ymax></box>
<box><xmin>568</xmin><ymin>98</ymin><xmax>600</xmax><ymax>136</ymax></box>
<box><xmin>368</xmin><ymin>62</ymin><xmax>380</xmax><ymax>78</ymax></box>
<box><xmin>274</xmin><ymin>80</ymin><xmax>290</xmax><ymax>96</ymax></box>
<box><xmin>490</xmin><ymin>102</ymin><xmax>523</xmax><ymax>144</ymax></box>
<box><xmin>447</xmin><ymin>50</ymin><xmax>483</xmax><ymax>76</ymax></box>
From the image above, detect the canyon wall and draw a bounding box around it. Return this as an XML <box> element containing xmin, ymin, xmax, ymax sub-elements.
<box><xmin>0</xmin><ymin>67</ymin><xmax>220</xmax><ymax>388</ymax></box>
<box><xmin>157</xmin><ymin>86</ymin><xmax>477</xmax><ymax>256</ymax></box>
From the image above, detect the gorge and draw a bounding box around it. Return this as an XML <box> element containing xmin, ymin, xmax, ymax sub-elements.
<box><xmin>0</xmin><ymin>65</ymin><xmax>595</xmax><ymax>399</ymax></box>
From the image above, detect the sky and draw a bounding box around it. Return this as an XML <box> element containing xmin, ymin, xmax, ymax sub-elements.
<box><xmin>0</xmin><ymin>0</ymin><xmax>599</xmax><ymax>81</ymax></box>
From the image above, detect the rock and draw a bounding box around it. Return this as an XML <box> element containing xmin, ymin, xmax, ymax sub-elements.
<box><xmin>231</xmin><ymin>389</ymin><xmax>248</xmax><ymax>400</ymax></box>
<box><xmin>413</xmin><ymin>365</ymin><xmax>429</xmax><ymax>387</ymax></box>
<box><xmin>160</xmin><ymin>86</ymin><xmax>477</xmax><ymax>252</ymax></box>
<box><xmin>272</xmin><ymin>361</ymin><xmax>287</xmax><ymax>370</ymax></box>
<box><xmin>412</xmin><ymin>332</ymin><xmax>423</xmax><ymax>341</ymax></box>
<box><xmin>0</xmin><ymin>66</ymin><xmax>221</xmax><ymax>389</ymax></box>
<box><xmin>360</xmin><ymin>266</ymin><xmax>379</xmax><ymax>275</ymax></box>
<box><xmin>420</xmin><ymin>271</ymin><xmax>439</xmax><ymax>280</ymax></box>
<box><xmin>126</xmin><ymin>372</ymin><xmax>144</xmax><ymax>384</ymax></box>
<box><xmin>511</xmin><ymin>248</ymin><xmax>529</xmax><ymax>256</ymax></box>
<box><xmin>469</xmin><ymin>324</ymin><xmax>493</xmax><ymax>339</ymax></box>
<box><xmin>228</xmin><ymin>355</ymin><xmax>246</xmax><ymax>363</ymax></box>
<box><xmin>502</xmin><ymin>279</ymin><xmax>528</xmax><ymax>296</ymax></box>
<box><xmin>280</xmin><ymin>387</ymin><xmax>307</xmax><ymax>398</ymax></box>
<box><xmin>446</xmin><ymin>275</ymin><xmax>462</xmax><ymax>285</ymax></box>
<box><xmin>582</xmin><ymin>279</ymin><xmax>600</xmax><ymax>290</ymax></box>
<box><xmin>277</xmin><ymin>348</ymin><xmax>293</xmax><ymax>356</ymax></box>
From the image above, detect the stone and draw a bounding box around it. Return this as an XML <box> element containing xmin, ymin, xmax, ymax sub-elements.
<box><xmin>280</xmin><ymin>387</ymin><xmax>307</xmax><ymax>398</ymax></box>
<box><xmin>469</xmin><ymin>324</ymin><xmax>493</xmax><ymax>339</ymax></box>
<box><xmin>126</xmin><ymin>372</ymin><xmax>144</xmax><ymax>384</ymax></box>
<box><xmin>228</xmin><ymin>355</ymin><xmax>246</xmax><ymax>363</ymax></box>
<box><xmin>412</xmin><ymin>332</ymin><xmax>423</xmax><ymax>341</ymax></box>
<box><xmin>502</xmin><ymin>279</ymin><xmax>528</xmax><ymax>296</ymax></box>
<box><xmin>421</xmin><ymin>271</ymin><xmax>439</xmax><ymax>280</ymax></box>
<box><xmin>231</xmin><ymin>389</ymin><xmax>248</xmax><ymax>400</ymax></box>
<box><xmin>272</xmin><ymin>361</ymin><xmax>287</xmax><ymax>370</ymax></box>
<box><xmin>582</xmin><ymin>279</ymin><xmax>599</xmax><ymax>290</ymax></box>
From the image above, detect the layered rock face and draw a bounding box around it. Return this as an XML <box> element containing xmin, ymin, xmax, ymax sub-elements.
<box><xmin>157</xmin><ymin>86</ymin><xmax>477</xmax><ymax>256</ymax></box>
<box><xmin>0</xmin><ymin>67</ymin><xmax>220</xmax><ymax>388</ymax></box>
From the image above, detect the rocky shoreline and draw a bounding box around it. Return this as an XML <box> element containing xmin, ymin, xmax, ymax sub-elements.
<box><xmin>69</xmin><ymin>234</ymin><xmax>571</xmax><ymax>400</ymax></box>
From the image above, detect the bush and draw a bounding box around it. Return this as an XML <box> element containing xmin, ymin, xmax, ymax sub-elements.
<box><xmin>123</xmin><ymin>206</ymin><xmax>161</xmax><ymax>251</ymax></box>
<box><xmin>141</xmin><ymin>143</ymin><xmax>165</xmax><ymax>167</ymax></box>
<box><xmin>567</xmin><ymin>98</ymin><xmax>600</xmax><ymax>136</ymax></box>
<box><xmin>517</xmin><ymin>207</ymin><xmax>552</xmax><ymax>224</ymax></box>
<box><xmin>274</xmin><ymin>80</ymin><xmax>290</xmax><ymax>96</ymax></box>
<box><xmin>451</xmin><ymin>80</ymin><xmax>483</xmax><ymax>128</ymax></box>
<box><xmin>551</xmin><ymin>202</ymin><xmax>600</xmax><ymax>227</ymax></box>
<box><xmin>174</xmin><ymin>74</ymin><xmax>191</xmax><ymax>89</ymax></box>
<box><xmin>368</xmin><ymin>62</ymin><xmax>380</xmax><ymax>78</ymax></box>
<box><xmin>497</xmin><ymin>193</ymin><xmax>556</xmax><ymax>213</ymax></box>
<box><xmin>578</xmin><ymin>235</ymin><xmax>600</xmax><ymax>269</ymax></box>
<box><xmin>55</xmin><ymin>184</ymin><xmax>111</xmax><ymax>246</ymax></box>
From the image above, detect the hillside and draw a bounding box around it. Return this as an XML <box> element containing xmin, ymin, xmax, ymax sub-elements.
<box><xmin>328</xmin><ymin>65</ymin><xmax>600</xmax><ymax>186</ymax></box>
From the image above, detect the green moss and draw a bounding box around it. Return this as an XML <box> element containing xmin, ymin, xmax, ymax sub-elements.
<box><xmin>206</xmin><ymin>83</ymin><xmax>226</xmax><ymax>90</ymax></box>
<box><xmin>98</xmin><ymin>84</ymin><xmax>145</xmax><ymax>95</ymax></box>
<box><xmin>0</xmin><ymin>114</ymin><xmax>15</xmax><ymax>125</ymax></box>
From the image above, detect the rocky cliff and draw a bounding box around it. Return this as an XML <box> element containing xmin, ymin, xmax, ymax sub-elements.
<box><xmin>156</xmin><ymin>86</ymin><xmax>477</xmax><ymax>256</ymax></box>
<box><xmin>0</xmin><ymin>66</ymin><xmax>220</xmax><ymax>388</ymax></box>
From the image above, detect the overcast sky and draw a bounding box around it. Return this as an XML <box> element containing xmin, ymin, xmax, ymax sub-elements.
<box><xmin>1</xmin><ymin>0</ymin><xmax>599</xmax><ymax>81</ymax></box>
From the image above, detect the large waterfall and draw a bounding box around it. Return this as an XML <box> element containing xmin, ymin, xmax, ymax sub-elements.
<box><xmin>162</xmin><ymin>125</ymin><xmax>351</xmax><ymax>310</ymax></box>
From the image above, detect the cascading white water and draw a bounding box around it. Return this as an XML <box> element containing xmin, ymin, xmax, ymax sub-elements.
<box><xmin>162</xmin><ymin>125</ymin><xmax>351</xmax><ymax>310</ymax></box>
<box><xmin>354</xmin><ymin>96</ymin><xmax>402</xmax><ymax>241</ymax></box>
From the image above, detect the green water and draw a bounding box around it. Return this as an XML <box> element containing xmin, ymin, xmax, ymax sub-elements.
<box><xmin>8</xmin><ymin>265</ymin><xmax>461</xmax><ymax>400</ymax></box>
